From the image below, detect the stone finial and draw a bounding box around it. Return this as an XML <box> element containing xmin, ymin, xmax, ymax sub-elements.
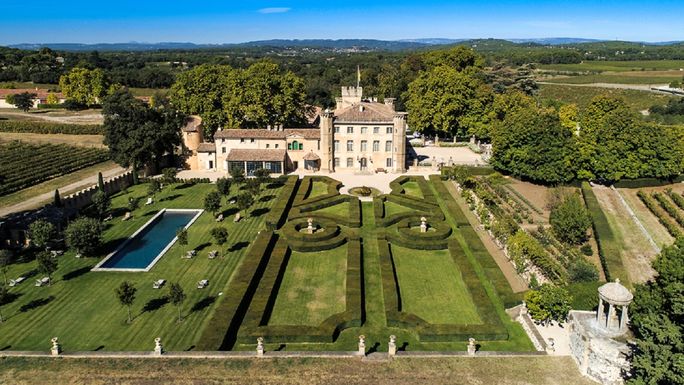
<box><xmin>154</xmin><ymin>337</ymin><xmax>163</xmax><ymax>356</ymax></box>
<box><xmin>420</xmin><ymin>217</ymin><xmax>428</xmax><ymax>233</ymax></box>
<box><xmin>388</xmin><ymin>335</ymin><xmax>397</xmax><ymax>357</ymax></box>
<box><xmin>546</xmin><ymin>338</ymin><xmax>556</xmax><ymax>354</ymax></box>
<box><xmin>467</xmin><ymin>338</ymin><xmax>476</xmax><ymax>356</ymax></box>
<box><xmin>358</xmin><ymin>335</ymin><xmax>366</xmax><ymax>356</ymax></box>
<box><xmin>256</xmin><ymin>337</ymin><xmax>264</xmax><ymax>357</ymax></box>
<box><xmin>307</xmin><ymin>218</ymin><xmax>314</xmax><ymax>234</ymax></box>
<box><xmin>50</xmin><ymin>337</ymin><xmax>61</xmax><ymax>356</ymax></box>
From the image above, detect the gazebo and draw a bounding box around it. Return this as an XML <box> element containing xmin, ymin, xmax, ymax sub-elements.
<box><xmin>597</xmin><ymin>278</ymin><xmax>633</xmax><ymax>332</ymax></box>
<box><xmin>303</xmin><ymin>151</ymin><xmax>321</xmax><ymax>171</ymax></box>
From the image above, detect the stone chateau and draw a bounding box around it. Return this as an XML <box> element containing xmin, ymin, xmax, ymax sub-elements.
<box><xmin>182</xmin><ymin>86</ymin><xmax>407</xmax><ymax>175</ymax></box>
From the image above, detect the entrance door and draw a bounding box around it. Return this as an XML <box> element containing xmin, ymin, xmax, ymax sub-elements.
<box><xmin>360</xmin><ymin>157</ymin><xmax>367</xmax><ymax>170</ymax></box>
<box><xmin>208</xmin><ymin>160</ymin><xmax>214</xmax><ymax>169</ymax></box>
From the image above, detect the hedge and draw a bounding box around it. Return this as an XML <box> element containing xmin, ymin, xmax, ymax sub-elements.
<box><xmin>264</xmin><ymin>175</ymin><xmax>298</xmax><ymax>230</ymax></box>
<box><xmin>581</xmin><ymin>182</ymin><xmax>630</xmax><ymax>287</ymax></box>
<box><xmin>429</xmin><ymin>175</ymin><xmax>470</xmax><ymax>227</ymax></box>
<box><xmin>196</xmin><ymin>231</ymin><xmax>278</xmax><ymax>350</ymax></box>
<box><xmin>613</xmin><ymin>176</ymin><xmax>684</xmax><ymax>188</ymax></box>
<box><xmin>0</xmin><ymin>120</ymin><xmax>103</xmax><ymax>135</ymax></box>
<box><xmin>238</xmin><ymin>237</ymin><xmax>362</xmax><ymax>343</ymax></box>
<box><xmin>653</xmin><ymin>192</ymin><xmax>684</xmax><ymax>229</ymax></box>
<box><xmin>668</xmin><ymin>190</ymin><xmax>684</xmax><ymax>211</ymax></box>
<box><xmin>293</xmin><ymin>175</ymin><xmax>342</xmax><ymax>207</ymax></box>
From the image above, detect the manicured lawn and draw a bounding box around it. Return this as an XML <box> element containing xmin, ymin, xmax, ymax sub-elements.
<box><xmin>384</xmin><ymin>201</ymin><xmax>413</xmax><ymax>216</ymax></box>
<box><xmin>391</xmin><ymin>245</ymin><xmax>481</xmax><ymax>324</ymax></box>
<box><xmin>312</xmin><ymin>201</ymin><xmax>349</xmax><ymax>217</ymax></box>
<box><xmin>538</xmin><ymin>60</ymin><xmax>684</xmax><ymax>72</ymax></box>
<box><xmin>400</xmin><ymin>181</ymin><xmax>423</xmax><ymax>199</ymax></box>
<box><xmin>538</xmin><ymin>83</ymin><xmax>676</xmax><ymax>111</ymax></box>
<box><xmin>307</xmin><ymin>181</ymin><xmax>330</xmax><ymax>199</ymax></box>
<box><xmin>0</xmin><ymin>181</ymin><xmax>280</xmax><ymax>351</ymax></box>
<box><xmin>269</xmin><ymin>247</ymin><xmax>348</xmax><ymax>325</ymax></box>
<box><xmin>542</xmin><ymin>72</ymin><xmax>683</xmax><ymax>85</ymax></box>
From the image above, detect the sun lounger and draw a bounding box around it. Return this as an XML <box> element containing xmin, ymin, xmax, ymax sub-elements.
<box><xmin>35</xmin><ymin>277</ymin><xmax>50</xmax><ymax>286</ymax></box>
<box><xmin>216</xmin><ymin>214</ymin><xmax>224</xmax><ymax>222</ymax></box>
<box><xmin>183</xmin><ymin>249</ymin><xmax>196</xmax><ymax>259</ymax></box>
<box><xmin>9</xmin><ymin>276</ymin><xmax>25</xmax><ymax>287</ymax></box>
<box><xmin>122</xmin><ymin>212</ymin><xmax>132</xmax><ymax>221</ymax></box>
<box><xmin>153</xmin><ymin>279</ymin><xmax>166</xmax><ymax>289</ymax></box>
<box><xmin>197</xmin><ymin>279</ymin><xmax>208</xmax><ymax>289</ymax></box>
<box><xmin>208</xmin><ymin>250</ymin><xmax>218</xmax><ymax>259</ymax></box>
<box><xmin>145</xmin><ymin>198</ymin><xmax>153</xmax><ymax>205</ymax></box>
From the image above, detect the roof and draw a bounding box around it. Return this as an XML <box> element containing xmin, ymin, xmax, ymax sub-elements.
<box><xmin>598</xmin><ymin>279</ymin><xmax>633</xmax><ymax>304</ymax></box>
<box><xmin>303</xmin><ymin>151</ymin><xmax>321</xmax><ymax>161</ymax></box>
<box><xmin>214</xmin><ymin>128</ymin><xmax>320</xmax><ymax>140</ymax></box>
<box><xmin>0</xmin><ymin>88</ymin><xmax>63</xmax><ymax>99</ymax></box>
<box><xmin>182</xmin><ymin>116</ymin><xmax>202</xmax><ymax>133</ymax></box>
<box><xmin>197</xmin><ymin>143</ymin><xmax>216</xmax><ymax>153</ymax></box>
<box><xmin>225</xmin><ymin>149</ymin><xmax>287</xmax><ymax>162</ymax></box>
<box><xmin>334</xmin><ymin>102</ymin><xmax>401</xmax><ymax>123</ymax></box>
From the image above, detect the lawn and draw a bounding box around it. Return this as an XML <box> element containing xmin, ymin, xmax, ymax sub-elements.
<box><xmin>307</xmin><ymin>180</ymin><xmax>331</xmax><ymax>199</ymax></box>
<box><xmin>269</xmin><ymin>247</ymin><xmax>348</xmax><ymax>325</ymax></box>
<box><xmin>0</xmin><ymin>181</ymin><xmax>280</xmax><ymax>351</ymax></box>
<box><xmin>538</xmin><ymin>83</ymin><xmax>677</xmax><ymax>111</ymax></box>
<box><xmin>312</xmin><ymin>201</ymin><xmax>350</xmax><ymax>217</ymax></box>
<box><xmin>541</xmin><ymin>72</ymin><xmax>683</xmax><ymax>85</ymax></box>
<box><xmin>400</xmin><ymin>181</ymin><xmax>423</xmax><ymax>198</ymax></box>
<box><xmin>391</xmin><ymin>245</ymin><xmax>481</xmax><ymax>324</ymax></box>
<box><xmin>538</xmin><ymin>60</ymin><xmax>684</xmax><ymax>72</ymax></box>
<box><xmin>384</xmin><ymin>201</ymin><xmax>413</xmax><ymax>216</ymax></box>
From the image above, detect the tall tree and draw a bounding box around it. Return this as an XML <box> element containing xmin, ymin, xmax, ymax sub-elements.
<box><xmin>91</xmin><ymin>190</ymin><xmax>110</xmax><ymax>220</ymax></box>
<box><xmin>102</xmin><ymin>89</ymin><xmax>183</xmax><ymax>175</ymax></box>
<box><xmin>9</xmin><ymin>92</ymin><xmax>36</xmax><ymax>112</ymax></box>
<box><xmin>53</xmin><ymin>189</ymin><xmax>62</xmax><ymax>208</ymax></box>
<box><xmin>524</xmin><ymin>284</ymin><xmax>572</xmax><ymax>325</ymax></box>
<box><xmin>59</xmin><ymin>67</ymin><xmax>109</xmax><ymax>105</ymax></box>
<box><xmin>0</xmin><ymin>284</ymin><xmax>8</xmax><ymax>322</ymax></box>
<box><xmin>64</xmin><ymin>217</ymin><xmax>103</xmax><ymax>257</ymax></box>
<box><xmin>115</xmin><ymin>281</ymin><xmax>137</xmax><ymax>324</ymax></box>
<box><xmin>628</xmin><ymin>237</ymin><xmax>684</xmax><ymax>385</ymax></box>
<box><xmin>204</xmin><ymin>191</ymin><xmax>222</xmax><ymax>217</ymax></box>
<box><xmin>236</xmin><ymin>193</ymin><xmax>254</xmax><ymax>217</ymax></box>
<box><xmin>176</xmin><ymin>228</ymin><xmax>188</xmax><ymax>255</ymax></box>
<box><xmin>549</xmin><ymin>193</ymin><xmax>592</xmax><ymax>244</ymax></box>
<box><xmin>168</xmin><ymin>283</ymin><xmax>186</xmax><ymax>323</ymax></box>
<box><xmin>97</xmin><ymin>172</ymin><xmax>105</xmax><ymax>192</ymax></box>
<box><xmin>216</xmin><ymin>178</ymin><xmax>231</xmax><ymax>196</ymax></box>
<box><xmin>0</xmin><ymin>250</ymin><xmax>12</xmax><ymax>285</ymax></box>
<box><xmin>36</xmin><ymin>251</ymin><xmax>58</xmax><ymax>286</ymax></box>
<box><xmin>28</xmin><ymin>219</ymin><xmax>55</xmax><ymax>251</ymax></box>
<box><xmin>229</xmin><ymin>166</ymin><xmax>245</xmax><ymax>184</ymax></box>
<box><xmin>210</xmin><ymin>227</ymin><xmax>228</xmax><ymax>254</ymax></box>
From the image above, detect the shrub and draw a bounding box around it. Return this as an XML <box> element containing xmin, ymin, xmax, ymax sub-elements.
<box><xmin>549</xmin><ymin>193</ymin><xmax>592</xmax><ymax>245</ymax></box>
<box><xmin>580</xmin><ymin>243</ymin><xmax>593</xmax><ymax>256</ymax></box>
<box><xmin>524</xmin><ymin>284</ymin><xmax>572</xmax><ymax>324</ymax></box>
<box><xmin>568</xmin><ymin>258</ymin><xmax>600</xmax><ymax>283</ymax></box>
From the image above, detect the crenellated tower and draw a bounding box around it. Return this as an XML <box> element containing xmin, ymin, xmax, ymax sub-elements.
<box><xmin>393</xmin><ymin>113</ymin><xmax>407</xmax><ymax>172</ymax></box>
<box><xmin>319</xmin><ymin>109</ymin><xmax>335</xmax><ymax>172</ymax></box>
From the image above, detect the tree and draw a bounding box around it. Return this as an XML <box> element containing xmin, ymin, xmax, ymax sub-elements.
<box><xmin>115</xmin><ymin>281</ymin><xmax>137</xmax><ymax>324</ymax></box>
<box><xmin>147</xmin><ymin>179</ymin><xmax>161</xmax><ymax>197</ymax></box>
<box><xmin>103</xmin><ymin>89</ymin><xmax>183</xmax><ymax>175</ymax></box>
<box><xmin>168</xmin><ymin>283</ymin><xmax>186</xmax><ymax>322</ymax></box>
<box><xmin>549</xmin><ymin>193</ymin><xmax>592</xmax><ymax>245</ymax></box>
<box><xmin>0</xmin><ymin>250</ymin><xmax>12</xmax><ymax>285</ymax></box>
<box><xmin>405</xmin><ymin>65</ymin><xmax>494</xmax><ymax>139</ymax></box>
<box><xmin>628</xmin><ymin>237</ymin><xmax>684</xmax><ymax>385</ymax></box>
<box><xmin>254</xmin><ymin>168</ymin><xmax>271</xmax><ymax>184</ymax></box>
<box><xmin>216</xmin><ymin>178</ymin><xmax>231</xmax><ymax>196</ymax></box>
<box><xmin>0</xmin><ymin>284</ymin><xmax>8</xmax><ymax>322</ymax></box>
<box><xmin>204</xmin><ymin>191</ymin><xmax>222</xmax><ymax>217</ymax></box>
<box><xmin>65</xmin><ymin>217</ymin><xmax>103</xmax><ymax>257</ymax></box>
<box><xmin>28</xmin><ymin>219</ymin><xmax>55</xmax><ymax>251</ymax></box>
<box><xmin>210</xmin><ymin>227</ymin><xmax>228</xmax><ymax>253</ymax></box>
<box><xmin>59</xmin><ymin>67</ymin><xmax>108</xmax><ymax>105</ymax></box>
<box><xmin>524</xmin><ymin>284</ymin><xmax>572</xmax><ymax>325</ymax></box>
<box><xmin>229</xmin><ymin>166</ymin><xmax>245</xmax><ymax>184</ymax></box>
<box><xmin>162</xmin><ymin>168</ymin><xmax>177</xmax><ymax>184</ymax></box>
<box><xmin>46</xmin><ymin>93</ymin><xmax>59</xmax><ymax>105</ymax></box>
<box><xmin>236</xmin><ymin>193</ymin><xmax>254</xmax><ymax>217</ymax></box>
<box><xmin>245</xmin><ymin>178</ymin><xmax>261</xmax><ymax>197</ymax></box>
<box><xmin>176</xmin><ymin>228</ymin><xmax>188</xmax><ymax>255</ymax></box>
<box><xmin>127</xmin><ymin>197</ymin><xmax>139</xmax><ymax>212</ymax></box>
<box><xmin>97</xmin><ymin>172</ymin><xmax>105</xmax><ymax>192</ymax></box>
<box><xmin>9</xmin><ymin>92</ymin><xmax>36</xmax><ymax>112</ymax></box>
<box><xmin>91</xmin><ymin>190</ymin><xmax>110</xmax><ymax>219</ymax></box>
<box><xmin>53</xmin><ymin>189</ymin><xmax>62</xmax><ymax>208</ymax></box>
<box><xmin>36</xmin><ymin>251</ymin><xmax>58</xmax><ymax>286</ymax></box>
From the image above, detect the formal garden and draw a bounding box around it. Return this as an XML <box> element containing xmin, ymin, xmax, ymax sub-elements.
<box><xmin>0</xmin><ymin>172</ymin><xmax>536</xmax><ymax>352</ymax></box>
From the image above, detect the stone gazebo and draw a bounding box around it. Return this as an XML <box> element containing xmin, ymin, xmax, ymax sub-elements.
<box><xmin>597</xmin><ymin>279</ymin><xmax>633</xmax><ymax>332</ymax></box>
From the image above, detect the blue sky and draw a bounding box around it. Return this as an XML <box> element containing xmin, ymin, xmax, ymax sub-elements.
<box><xmin>1</xmin><ymin>0</ymin><xmax>683</xmax><ymax>44</ymax></box>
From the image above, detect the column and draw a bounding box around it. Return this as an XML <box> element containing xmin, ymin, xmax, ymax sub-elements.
<box><xmin>606</xmin><ymin>303</ymin><xmax>615</xmax><ymax>329</ymax></box>
<box><xmin>597</xmin><ymin>298</ymin><xmax>603</xmax><ymax>323</ymax></box>
<box><xmin>620</xmin><ymin>306</ymin><xmax>628</xmax><ymax>330</ymax></box>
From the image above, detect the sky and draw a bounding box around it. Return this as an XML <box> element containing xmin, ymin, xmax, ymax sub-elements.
<box><xmin>1</xmin><ymin>0</ymin><xmax>683</xmax><ymax>45</ymax></box>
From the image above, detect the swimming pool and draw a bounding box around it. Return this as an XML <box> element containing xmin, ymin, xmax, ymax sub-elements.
<box><xmin>92</xmin><ymin>209</ymin><xmax>203</xmax><ymax>272</ymax></box>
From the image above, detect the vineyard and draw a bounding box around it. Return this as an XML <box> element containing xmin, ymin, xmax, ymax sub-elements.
<box><xmin>0</xmin><ymin>141</ymin><xmax>110</xmax><ymax>196</ymax></box>
<box><xmin>0</xmin><ymin>121</ymin><xmax>103</xmax><ymax>135</ymax></box>
<box><xmin>637</xmin><ymin>188</ymin><xmax>684</xmax><ymax>238</ymax></box>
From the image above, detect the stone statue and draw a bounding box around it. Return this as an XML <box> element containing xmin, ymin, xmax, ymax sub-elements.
<box><xmin>467</xmin><ymin>338</ymin><xmax>476</xmax><ymax>356</ymax></box>
<box><xmin>420</xmin><ymin>217</ymin><xmax>428</xmax><ymax>233</ymax></box>
<box><xmin>50</xmin><ymin>337</ymin><xmax>61</xmax><ymax>356</ymax></box>
<box><xmin>388</xmin><ymin>335</ymin><xmax>397</xmax><ymax>357</ymax></box>
<box><xmin>154</xmin><ymin>337</ymin><xmax>163</xmax><ymax>355</ymax></box>
<box><xmin>256</xmin><ymin>337</ymin><xmax>264</xmax><ymax>357</ymax></box>
<box><xmin>307</xmin><ymin>218</ymin><xmax>314</xmax><ymax>234</ymax></box>
<box><xmin>358</xmin><ymin>335</ymin><xmax>366</xmax><ymax>356</ymax></box>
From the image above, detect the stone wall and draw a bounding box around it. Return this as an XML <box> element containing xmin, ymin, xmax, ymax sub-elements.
<box><xmin>62</xmin><ymin>172</ymin><xmax>134</xmax><ymax>211</ymax></box>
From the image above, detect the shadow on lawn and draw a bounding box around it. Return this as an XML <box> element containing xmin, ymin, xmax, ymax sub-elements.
<box><xmin>100</xmin><ymin>238</ymin><xmax>126</xmax><ymax>255</ymax></box>
<box><xmin>20</xmin><ymin>296</ymin><xmax>55</xmax><ymax>312</ymax></box>
<box><xmin>194</xmin><ymin>242</ymin><xmax>212</xmax><ymax>252</ymax></box>
<box><xmin>190</xmin><ymin>296</ymin><xmax>216</xmax><ymax>313</ymax></box>
<box><xmin>222</xmin><ymin>207</ymin><xmax>239</xmax><ymax>217</ymax></box>
<box><xmin>229</xmin><ymin>241</ymin><xmax>250</xmax><ymax>252</ymax></box>
<box><xmin>251</xmin><ymin>207</ymin><xmax>270</xmax><ymax>217</ymax></box>
<box><xmin>142</xmin><ymin>296</ymin><xmax>169</xmax><ymax>313</ymax></box>
<box><xmin>161</xmin><ymin>194</ymin><xmax>182</xmax><ymax>202</ymax></box>
<box><xmin>62</xmin><ymin>266</ymin><xmax>91</xmax><ymax>281</ymax></box>
<box><xmin>259</xmin><ymin>195</ymin><xmax>275</xmax><ymax>202</ymax></box>
<box><xmin>175</xmin><ymin>183</ymin><xmax>195</xmax><ymax>190</ymax></box>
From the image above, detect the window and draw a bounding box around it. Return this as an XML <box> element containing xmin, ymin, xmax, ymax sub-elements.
<box><xmin>373</xmin><ymin>127</ymin><xmax>379</xmax><ymax>134</ymax></box>
<box><xmin>334</xmin><ymin>126</ymin><xmax>340</xmax><ymax>133</ymax></box>
<box><xmin>347</xmin><ymin>126</ymin><xmax>354</xmax><ymax>134</ymax></box>
<box><xmin>275</xmin><ymin>144</ymin><xmax>279</xmax><ymax>149</ymax></box>
<box><xmin>361</xmin><ymin>127</ymin><xmax>368</xmax><ymax>134</ymax></box>
<box><xmin>385</xmin><ymin>140</ymin><xmax>392</xmax><ymax>152</ymax></box>
<box><xmin>291</xmin><ymin>140</ymin><xmax>300</xmax><ymax>150</ymax></box>
<box><xmin>346</xmin><ymin>140</ymin><xmax>353</xmax><ymax>151</ymax></box>
<box><xmin>299</xmin><ymin>143</ymin><xmax>303</xmax><ymax>150</ymax></box>
<box><xmin>288</xmin><ymin>143</ymin><xmax>292</xmax><ymax>150</ymax></box>
<box><xmin>246</xmin><ymin>161</ymin><xmax>261</xmax><ymax>176</ymax></box>
<box><xmin>240</xmin><ymin>138</ymin><xmax>245</xmax><ymax>143</ymax></box>
<box><xmin>360</xmin><ymin>140</ymin><xmax>367</xmax><ymax>152</ymax></box>
<box><xmin>386</xmin><ymin>127</ymin><xmax>393</xmax><ymax>134</ymax></box>
<box><xmin>265</xmin><ymin>144</ymin><xmax>270</xmax><ymax>149</ymax></box>
<box><xmin>222</xmin><ymin>147</ymin><xmax>226</xmax><ymax>154</ymax></box>
<box><xmin>334</xmin><ymin>140</ymin><xmax>340</xmax><ymax>152</ymax></box>
<box><xmin>334</xmin><ymin>158</ymin><xmax>340</xmax><ymax>167</ymax></box>
<box><xmin>386</xmin><ymin>158</ymin><xmax>393</xmax><ymax>167</ymax></box>
<box><xmin>373</xmin><ymin>141</ymin><xmax>379</xmax><ymax>152</ymax></box>
<box><xmin>264</xmin><ymin>161</ymin><xmax>282</xmax><ymax>174</ymax></box>
<box><xmin>250</xmin><ymin>138</ymin><xmax>255</xmax><ymax>143</ymax></box>
<box><xmin>346</xmin><ymin>158</ymin><xmax>354</xmax><ymax>168</ymax></box>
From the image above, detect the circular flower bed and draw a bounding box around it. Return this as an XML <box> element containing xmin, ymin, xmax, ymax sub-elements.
<box><xmin>349</xmin><ymin>186</ymin><xmax>382</xmax><ymax>198</ymax></box>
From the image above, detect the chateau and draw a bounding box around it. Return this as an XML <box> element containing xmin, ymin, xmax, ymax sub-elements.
<box><xmin>182</xmin><ymin>86</ymin><xmax>407</xmax><ymax>175</ymax></box>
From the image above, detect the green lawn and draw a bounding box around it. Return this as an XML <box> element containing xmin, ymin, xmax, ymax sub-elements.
<box><xmin>307</xmin><ymin>181</ymin><xmax>330</xmax><ymax>199</ymax></box>
<box><xmin>0</xmin><ymin>182</ymin><xmax>280</xmax><ymax>351</ymax></box>
<box><xmin>312</xmin><ymin>201</ymin><xmax>349</xmax><ymax>217</ymax></box>
<box><xmin>400</xmin><ymin>181</ymin><xmax>423</xmax><ymax>199</ymax></box>
<box><xmin>269</xmin><ymin>247</ymin><xmax>348</xmax><ymax>325</ymax></box>
<box><xmin>538</xmin><ymin>84</ymin><xmax>677</xmax><ymax>111</ymax></box>
<box><xmin>385</xmin><ymin>201</ymin><xmax>413</xmax><ymax>216</ymax></box>
<box><xmin>542</xmin><ymin>73</ymin><xmax>682</xmax><ymax>85</ymax></box>
<box><xmin>538</xmin><ymin>60</ymin><xmax>684</xmax><ymax>72</ymax></box>
<box><xmin>391</xmin><ymin>245</ymin><xmax>481</xmax><ymax>324</ymax></box>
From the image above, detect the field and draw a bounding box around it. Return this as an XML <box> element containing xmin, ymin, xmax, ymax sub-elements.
<box><xmin>0</xmin><ymin>181</ymin><xmax>281</xmax><ymax>350</ymax></box>
<box><xmin>0</xmin><ymin>356</ymin><xmax>597</xmax><ymax>385</ymax></box>
<box><xmin>537</xmin><ymin>60</ymin><xmax>684</xmax><ymax>72</ymax></box>
<box><xmin>538</xmin><ymin>83</ymin><xmax>677</xmax><ymax>111</ymax></box>
<box><xmin>0</xmin><ymin>141</ymin><xmax>110</xmax><ymax>196</ymax></box>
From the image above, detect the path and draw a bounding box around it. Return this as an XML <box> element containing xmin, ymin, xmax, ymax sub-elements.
<box><xmin>0</xmin><ymin>165</ymin><xmax>126</xmax><ymax>217</ymax></box>
<box><xmin>0</xmin><ymin>110</ymin><xmax>103</xmax><ymax>124</ymax></box>
<box><xmin>610</xmin><ymin>186</ymin><xmax>660</xmax><ymax>254</ymax></box>
<box><xmin>444</xmin><ymin>180</ymin><xmax>529</xmax><ymax>293</ymax></box>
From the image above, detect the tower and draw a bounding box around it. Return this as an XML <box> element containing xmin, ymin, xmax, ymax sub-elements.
<box><xmin>393</xmin><ymin>113</ymin><xmax>407</xmax><ymax>172</ymax></box>
<box><xmin>319</xmin><ymin>109</ymin><xmax>335</xmax><ymax>172</ymax></box>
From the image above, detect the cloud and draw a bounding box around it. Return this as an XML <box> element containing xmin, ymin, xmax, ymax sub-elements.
<box><xmin>258</xmin><ymin>7</ymin><xmax>291</xmax><ymax>14</ymax></box>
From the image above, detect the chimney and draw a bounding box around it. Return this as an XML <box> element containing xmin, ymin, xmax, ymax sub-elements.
<box><xmin>267</xmin><ymin>124</ymin><xmax>271</xmax><ymax>131</ymax></box>
<box><xmin>384</xmin><ymin>98</ymin><xmax>395</xmax><ymax>111</ymax></box>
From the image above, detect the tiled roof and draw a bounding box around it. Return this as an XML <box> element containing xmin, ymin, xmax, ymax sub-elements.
<box><xmin>334</xmin><ymin>102</ymin><xmax>399</xmax><ymax>123</ymax></box>
<box><xmin>197</xmin><ymin>143</ymin><xmax>216</xmax><ymax>152</ymax></box>
<box><xmin>214</xmin><ymin>128</ymin><xmax>320</xmax><ymax>140</ymax></box>
<box><xmin>225</xmin><ymin>149</ymin><xmax>287</xmax><ymax>162</ymax></box>
<box><xmin>182</xmin><ymin>116</ymin><xmax>202</xmax><ymax>133</ymax></box>
<box><xmin>0</xmin><ymin>88</ymin><xmax>63</xmax><ymax>99</ymax></box>
<box><xmin>303</xmin><ymin>151</ymin><xmax>321</xmax><ymax>161</ymax></box>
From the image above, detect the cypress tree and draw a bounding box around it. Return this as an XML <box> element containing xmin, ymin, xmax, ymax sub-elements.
<box><xmin>53</xmin><ymin>189</ymin><xmax>62</xmax><ymax>208</ymax></box>
<box><xmin>97</xmin><ymin>172</ymin><xmax>105</xmax><ymax>192</ymax></box>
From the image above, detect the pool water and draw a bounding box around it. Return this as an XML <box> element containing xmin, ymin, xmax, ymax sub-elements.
<box><xmin>96</xmin><ymin>210</ymin><xmax>201</xmax><ymax>270</ymax></box>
